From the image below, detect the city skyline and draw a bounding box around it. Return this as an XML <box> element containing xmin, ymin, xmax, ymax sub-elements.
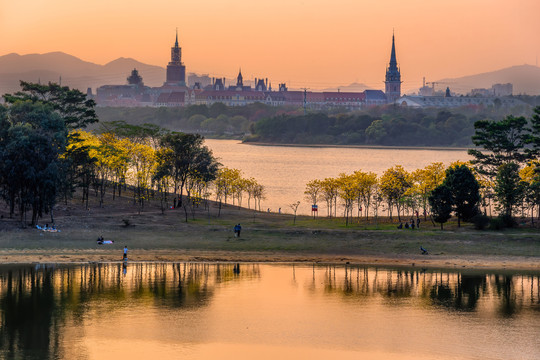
<box><xmin>1</xmin><ymin>0</ymin><xmax>539</xmax><ymax>91</ymax></box>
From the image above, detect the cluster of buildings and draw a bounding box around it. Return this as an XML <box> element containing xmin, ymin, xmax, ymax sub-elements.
<box><xmin>95</xmin><ymin>31</ymin><xmax>522</xmax><ymax>110</ymax></box>
<box><xmin>95</xmin><ymin>31</ymin><xmax>397</xmax><ymax>109</ymax></box>
<box><xmin>399</xmin><ymin>80</ymin><xmax>522</xmax><ymax>109</ymax></box>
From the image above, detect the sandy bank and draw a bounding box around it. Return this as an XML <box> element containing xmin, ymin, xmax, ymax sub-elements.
<box><xmin>1</xmin><ymin>249</ymin><xmax>538</xmax><ymax>272</ymax></box>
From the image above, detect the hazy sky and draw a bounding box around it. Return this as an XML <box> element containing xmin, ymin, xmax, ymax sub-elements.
<box><xmin>1</xmin><ymin>0</ymin><xmax>539</xmax><ymax>91</ymax></box>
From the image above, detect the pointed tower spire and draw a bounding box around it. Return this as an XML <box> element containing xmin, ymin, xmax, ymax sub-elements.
<box><xmin>389</xmin><ymin>32</ymin><xmax>397</xmax><ymax>68</ymax></box>
<box><xmin>175</xmin><ymin>28</ymin><xmax>179</xmax><ymax>47</ymax></box>
<box><xmin>385</xmin><ymin>31</ymin><xmax>401</xmax><ymax>103</ymax></box>
<box><xmin>237</xmin><ymin>67</ymin><xmax>244</xmax><ymax>88</ymax></box>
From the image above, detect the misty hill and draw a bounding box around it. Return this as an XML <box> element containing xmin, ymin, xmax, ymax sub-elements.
<box><xmin>0</xmin><ymin>52</ymin><xmax>166</xmax><ymax>95</ymax></box>
<box><xmin>322</xmin><ymin>82</ymin><xmax>373</xmax><ymax>92</ymax></box>
<box><xmin>437</xmin><ymin>64</ymin><xmax>540</xmax><ymax>95</ymax></box>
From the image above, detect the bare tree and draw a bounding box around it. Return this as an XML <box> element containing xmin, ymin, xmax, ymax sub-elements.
<box><xmin>289</xmin><ymin>201</ymin><xmax>301</xmax><ymax>225</ymax></box>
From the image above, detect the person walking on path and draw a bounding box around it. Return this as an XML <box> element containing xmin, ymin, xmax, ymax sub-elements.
<box><xmin>123</xmin><ymin>246</ymin><xmax>128</xmax><ymax>260</ymax></box>
<box><xmin>236</xmin><ymin>224</ymin><xmax>242</xmax><ymax>237</ymax></box>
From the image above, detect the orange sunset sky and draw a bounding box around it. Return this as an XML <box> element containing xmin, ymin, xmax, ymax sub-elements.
<box><xmin>1</xmin><ymin>0</ymin><xmax>539</xmax><ymax>91</ymax></box>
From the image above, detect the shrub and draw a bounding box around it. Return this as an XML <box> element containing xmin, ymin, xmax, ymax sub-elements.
<box><xmin>489</xmin><ymin>217</ymin><xmax>505</xmax><ymax>230</ymax></box>
<box><xmin>471</xmin><ymin>214</ymin><xmax>490</xmax><ymax>230</ymax></box>
<box><xmin>499</xmin><ymin>214</ymin><xmax>517</xmax><ymax>228</ymax></box>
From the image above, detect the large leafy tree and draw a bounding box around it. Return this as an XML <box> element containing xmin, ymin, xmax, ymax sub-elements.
<box><xmin>468</xmin><ymin>115</ymin><xmax>530</xmax><ymax>177</ymax></box>
<box><xmin>428</xmin><ymin>184</ymin><xmax>453</xmax><ymax>230</ymax></box>
<box><xmin>159</xmin><ymin>132</ymin><xmax>219</xmax><ymax>207</ymax></box>
<box><xmin>443</xmin><ymin>165</ymin><xmax>480</xmax><ymax>227</ymax></box>
<box><xmin>0</xmin><ymin>101</ymin><xmax>68</xmax><ymax>225</ymax></box>
<box><xmin>494</xmin><ymin>162</ymin><xmax>524</xmax><ymax>217</ymax></box>
<box><xmin>3</xmin><ymin>81</ymin><xmax>98</xmax><ymax>129</ymax></box>
<box><xmin>520</xmin><ymin>161</ymin><xmax>540</xmax><ymax>223</ymax></box>
<box><xmin>337</xmin><ymin>173</ymin><xmax>356</xmax><ymax>226</ymax></box>
<box><xmin>379</xmin><ymin>165</ymin><xmax>411</xmax><ymax>221</ymax></box>
<box><xmin>353</xmin><ymin>170</ymin><xmax>377</xmax><ymax>220</ymax></box>
<box><xmin>4</xmin><ymin>81</ymin><xmax>99</xmax><ymax>208</ymax></box>
<box><xmin>527</xmin><ymin>106</ymin><xmax>540</xmax><ymax>156</ymax></box>
<box><xmin>412</xmin><ymin>162</ymin><xmax>446</xmax><ymax>220</ymax></box>
<box><xmin>320</xmin><ymin>177</ymin><xmax>339</xmax><ymax>218</ymax></box>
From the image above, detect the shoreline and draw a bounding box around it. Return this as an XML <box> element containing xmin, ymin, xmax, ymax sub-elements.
<box><xmin>1</xmin><ymin>249</ymin><xmax>539</xmax><ymax>272</ymax></box>
<box><xmin>241</xmin><ymin>141</ymin><xmax>471</xmax><ymax>151</ymax></box>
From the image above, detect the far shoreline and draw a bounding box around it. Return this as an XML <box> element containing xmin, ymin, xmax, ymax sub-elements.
<box><xmin>240</xmin><ymin>141</ymin><xmax>471</xmax><ymax>152</ymax></box>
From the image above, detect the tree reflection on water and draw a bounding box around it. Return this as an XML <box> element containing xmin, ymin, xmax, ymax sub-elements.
<box><xmin>0</xmin><ymin>263</ymin><xmax>537</xmax><ymax>359</ymax></box>
<box><xmin>319</xmin><ymin>265</ymin><xmax>539</xmax><ymax>315</ymax></box>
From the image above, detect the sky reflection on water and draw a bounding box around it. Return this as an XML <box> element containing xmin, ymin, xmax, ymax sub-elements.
<box><xmin>0</xmin><ymin>263</ymin><xmax>538</xmax><ymax>359</ymax></box>
<box><xmin>204</xmin><ymin>139</ymin><xmax>471</xmax><ymax>215</ymax></box>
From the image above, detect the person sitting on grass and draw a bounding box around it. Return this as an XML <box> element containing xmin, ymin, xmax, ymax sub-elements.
<box><xmin>397</xmin><ymin>222</ymin><xmax>403</xmax><ymax>229</ymax></box>
<box><xmin>420</xmin><ymin>246</ymin><xmax>428</xmax><ymax>255</ymax></box>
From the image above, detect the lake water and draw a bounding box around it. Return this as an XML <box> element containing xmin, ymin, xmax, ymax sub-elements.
<box><xmin>205</xmin><ymin>140</ymin><xmax>471</xmax><ymax>215</ymax></box>
<box><xmin>0</xmin><ymin>263</ymin><xmax>538</xmax><ymax>360</ymax></box>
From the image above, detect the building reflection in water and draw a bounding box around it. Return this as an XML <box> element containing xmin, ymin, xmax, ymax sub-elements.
<box><xmin>0</xmin><ymin>263</ymin><xmax>537</xmax><ymax>359</ymax></box>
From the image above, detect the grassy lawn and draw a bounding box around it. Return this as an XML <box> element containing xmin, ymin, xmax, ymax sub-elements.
<box><xmin>0</xmin><ymin>191</ymin><xmax>539</xmax><ymax>267</ymax></box>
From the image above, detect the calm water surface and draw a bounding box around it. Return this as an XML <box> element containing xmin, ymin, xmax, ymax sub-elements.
<box><xmin>205</xmin><ymin>140</ymin><xmax>471</xmax><ymax>215</ymax></box>
<box><xmin>0</xmin><ymin>263</ymin><xmax>538</xmax><ymax>360</ymax></box>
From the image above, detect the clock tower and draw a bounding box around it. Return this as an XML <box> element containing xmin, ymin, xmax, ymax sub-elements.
<box><xmin>165</xmin><ymin>29</ymin><xmax>186</xmax><ymax>86</ymax></box>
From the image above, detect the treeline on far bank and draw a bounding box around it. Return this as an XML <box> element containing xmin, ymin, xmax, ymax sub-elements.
<box><xmin>96</xmin><ymin>102</ymin><xmax>288</xmax><ymax>137</ymax></box>
<box><xmin>248</xmin><ymin>105</ymin><xmax>535</xmax><ymax>147</ymax></box>
<box><xmin>96</xmin><ymin>100</ymin><xmax>537</xmax><ymax>147</ymax></box>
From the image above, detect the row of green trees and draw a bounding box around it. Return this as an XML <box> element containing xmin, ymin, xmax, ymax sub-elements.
<box><xmin>95</xmin><ymin>102</ymin><xmax>285</xmax><ymax>136</ymax></box>
<box><xmin>0</xmin><ymin>82</ymin><xmax>266</xmax><ymax>226</ymax></box>
<box><xmin>304</xmin><ymin>162</ymin><xmax>460</xmax><ymax>227</ymax></box>
<box><xmin>303</xmin><ymin>107</ymin><xmax>540</xmax><ymax>228</ymax></box>
<box><xmin>214</xmin><ymin>167</ymin><xmax>266</xmax><ymax>213</ymax></box>
<box><xmin>249</xmin><ymin>106</ymin><xmax>534</xmax><ymax>147</ymax></box>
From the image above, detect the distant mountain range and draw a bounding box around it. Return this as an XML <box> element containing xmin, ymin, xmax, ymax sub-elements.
<box><xmin>436</xmin><ymin>64</ymin><xmax>540</xmax><ymax>95</ymax></box>
<box><xmin>0</xmin><ymin>52</ymin><xmax>166</xmax><ymax>95</ymax></box>
<box><xmin>1</xmin><ymin>52</ymin><xmax>539</xmax><ymax>96</ymax></box>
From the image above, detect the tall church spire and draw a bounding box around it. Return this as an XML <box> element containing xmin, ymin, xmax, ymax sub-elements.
<box><xmin>389</xmin><ymin>32</ymin><xmax>397</xmax><ymax>69</ymax></box>
<box><xmin>385</xmin><ymin>31</ymin><xmax>401</xmax><ymax>103</ymax></box>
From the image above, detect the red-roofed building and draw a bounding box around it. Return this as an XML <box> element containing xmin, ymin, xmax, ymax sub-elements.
<box><xmin>196</xmin><ymin>90</ymin><xmax>266</xmax><ymax>106</ymax></box>
<box><xmin>155</xmin><ymin>92</ymin><xmax>185</xmax><ymax>107</ymax></box>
